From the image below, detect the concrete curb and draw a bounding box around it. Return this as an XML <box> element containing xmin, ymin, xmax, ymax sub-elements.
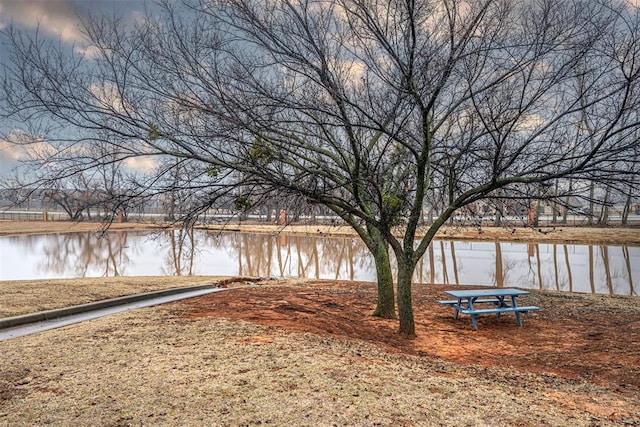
<box><xmin>0</xmin><ymin>284</ymin><xmax>219</xmax><ymax>330</ymax></box>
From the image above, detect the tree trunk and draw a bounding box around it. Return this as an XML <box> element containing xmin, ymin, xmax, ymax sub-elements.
<box><xmin>494</xmin><ymin>206</ymin><xmax>502</xmax><ymax>227</ymax></box>
<box><xmin>622</xmin><ymin>192</ymin><xmax>632</xmax><ymax>225</ymax></box>
<box><xmin>367</xmin><ymin>228</ymin><xmax>396</xmax><ymax>319</ymax></box>
<box><xmin>561</xmin><ymin>205</ymin><xmax>568</xmax><ymax>224</ymax></box>
<box><xmin>396</xmin><ymin>255</ymin><xmax>416</xmax><ymax>337</ymax></box>
<box><xmin>265</xmin><ymin>203</ymin><xmax>273</xmax><ymax>222</ymax></box>
<box><xmin>598</xmin><ymin>187</ymin><xmax>611</xmax><ymax>225</ymax></box>
<box><xmin>371</xmin><ymin>242</ymin><xmax>396</xmax><ymax>319</ymax></box>
<box><xmin>552</xmin><ymin>179</ymin><xmax>559</xmax><ymax>223</ymax></box>
<box><xmin>587</xmin><ymin>181</ymin><xmax>595</xmax><ymax>225</ymax></box>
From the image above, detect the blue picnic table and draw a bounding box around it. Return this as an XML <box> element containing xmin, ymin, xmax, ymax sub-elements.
<box><xmin>439</xmin><ymin>288</ymin><xmax>539</xmax><ymax>330</ymax></box>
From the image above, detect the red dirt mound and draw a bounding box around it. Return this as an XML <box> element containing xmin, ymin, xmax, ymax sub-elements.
<box><xmin>178</xmin><ymin>280</ymin><xmax>640</xmax><ymax>397</ymax></box>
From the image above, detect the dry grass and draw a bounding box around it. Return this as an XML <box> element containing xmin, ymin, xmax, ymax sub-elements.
<box><xmin>0</xmin><ymin>221</ymin><xmax>161</xmax><ymax>237</ymax></box>
<box><xmin>207</xmin><ymin>222</ymin><xmax>640</xmax><ymax>245</ymax></box>
<box><xmin>2</xmin><ymin>219</ymin><xmax>640</xmax><ymax>245</ymax></box>
<box><xmin>0</xmin><ymin>276</ymin><xmax>227</xmax><ymax>318</ymax></box>
<box><xmin>0</xmin><ymin>304</ymin><xmax>628</xmax><ymax>426</ymax></box>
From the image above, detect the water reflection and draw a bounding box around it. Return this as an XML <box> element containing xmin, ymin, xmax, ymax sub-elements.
<box><xmin>0</xmin><ymin>231</ymin><xmax>637</xmax><ymax>296</ymax></box>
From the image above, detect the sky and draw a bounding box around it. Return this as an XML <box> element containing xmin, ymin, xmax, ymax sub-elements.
<box><xmin>0</xmin><ymin>0</ymin><xmax>148</xmax><ymax>177</ymax></box>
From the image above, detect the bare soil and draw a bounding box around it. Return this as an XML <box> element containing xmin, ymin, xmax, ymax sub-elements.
<box><xmin>182</xmin><ymin>280</ymin><xmax>640</xmax><ymax>411</ymax></box>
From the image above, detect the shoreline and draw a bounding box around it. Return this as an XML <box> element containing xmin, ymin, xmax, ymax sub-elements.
<box><xmin>1</xmin><ymin>220</ymin><xmax>638</xmax><ymax>318</ymax></box>
<box><xmin>2</xmin><ymin>220</ymin><xmax>640</xmax><ymax>245</ymax></box>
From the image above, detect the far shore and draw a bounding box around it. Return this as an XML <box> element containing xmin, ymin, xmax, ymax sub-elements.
<box><xmin>1</xmin><ymin>219</ymin><xmax>640</xmax><ymax>245</ymax></box>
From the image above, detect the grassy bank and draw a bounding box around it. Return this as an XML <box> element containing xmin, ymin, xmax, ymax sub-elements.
<box><xmin>2</xmin><ymin>220</ymin><xmax>640</xmax><ymax>245</ymax></box>
<box><xmin>0</xmin><ymin>276</ymin><xmax>228</xmax><ymax>318</ymax></box>
<box><xmin>1</xmin><ymin>301</ymin><xmax>635</xmax><ymax>426</ymax></box>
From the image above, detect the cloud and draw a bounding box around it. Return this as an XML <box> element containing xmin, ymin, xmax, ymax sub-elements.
<box><xmin>88</xmin><ymin>81</ymin><xmax>135</xmax><ymax>112</ymax></box>
<box><xmin>0</xmin><ymin>1</ymin><xmax>148</xmax><ymax>58</ymax></box>
<box><xmin>518</xmin><ymin>114</ymin><xmax>545</xmax><ymax>132</ymax></box>
<box><xmin>0</xmin><ymin>129</ymin><xmax>57</xmax><ymax>165</ymax></box>
<box><xmin>0</xmin><ymin>139</ymin><xmax>22</xmax><ymax>161</ymax></box>
<box><xmin>74</xmin><ymin>44</ymin><xmax>101</xmax><ymax>59</ymax></box>
<box><xmin>0</xmin><ymin>0</ymin><xmax>86</xmax><ymax>44</ymax></box>
<box><xmin>124</xmin><ymin>156</ymin><xmax>156</xmax><ymax>172</ymax></box>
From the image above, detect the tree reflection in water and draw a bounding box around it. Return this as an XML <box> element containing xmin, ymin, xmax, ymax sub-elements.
<box><xmin>36</xmin><ymin>231</ymin><xmax>132</xmax><ymax>277</ymax></box>
<box><xmin>163</xmin><ymin>228</ymin><xmax>196</xmax><ymax>276</ymax></box>
<box><xmin>0</xmin><ymin>231</ymin><xmax>638</xmax><ymax>296</ymax></box>
<box><xmin>225</xmin><ymin>233</ymin><xmax>370</xmax><ymax>281</ymax></box>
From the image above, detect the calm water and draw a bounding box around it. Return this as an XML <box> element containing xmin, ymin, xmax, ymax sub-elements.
<box><xmin>0</xmin><ymin>230</ymin><xmax>638</xmax><ymax>296</ymax></box>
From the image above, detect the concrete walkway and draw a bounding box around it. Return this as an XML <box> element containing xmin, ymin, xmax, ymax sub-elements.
<box><xmin>0</xmin><ymin>284</ymin><xmax>224</xmax><ymax>341</ymax></box>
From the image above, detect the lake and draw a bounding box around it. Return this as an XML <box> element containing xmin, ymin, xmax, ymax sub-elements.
<box><xmin>0</xmin><ymin>230</ymin><xmax>637</xmax><ymax>296</ymax></box>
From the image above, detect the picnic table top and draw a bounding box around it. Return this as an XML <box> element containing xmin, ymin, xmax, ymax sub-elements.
<box><xmin>444</xmin><ymin>288</ymin><xmax>531</xmax><ymax>298</ymax></box>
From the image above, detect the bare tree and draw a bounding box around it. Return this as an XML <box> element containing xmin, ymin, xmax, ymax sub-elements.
<box><xmin>3</xmin><ymin>0</ymin><xmax>640</xmax><ymax>336</ymax></box>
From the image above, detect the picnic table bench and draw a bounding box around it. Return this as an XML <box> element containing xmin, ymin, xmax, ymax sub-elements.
<box><xmin>439</xmin><ymin>288</ymin><xmax>539</xmax><ymax>330</ymax></box>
